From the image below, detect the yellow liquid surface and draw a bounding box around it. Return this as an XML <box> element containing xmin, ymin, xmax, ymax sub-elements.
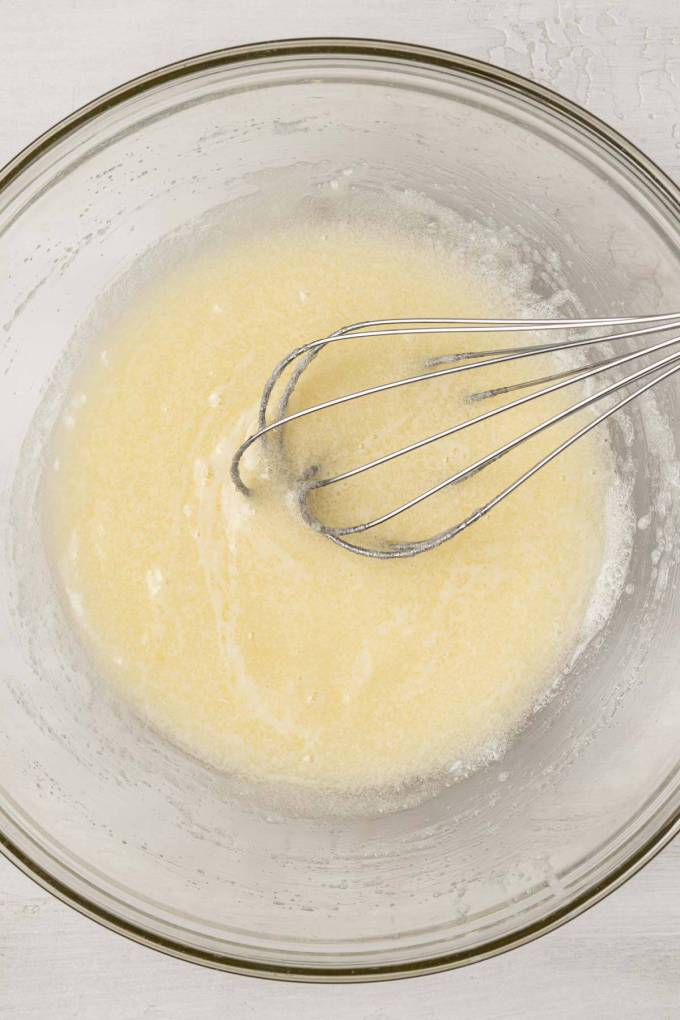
<box><xmin>46</xmin><ymin>216</ymin><xmax>617</xmax><ymax>795</ymax></box>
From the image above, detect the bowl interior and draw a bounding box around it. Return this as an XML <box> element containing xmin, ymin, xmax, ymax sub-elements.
<box><xmin>1</xmin><ymin>42</ymin><xmax>680</xmax><ymax>978</ymax></box>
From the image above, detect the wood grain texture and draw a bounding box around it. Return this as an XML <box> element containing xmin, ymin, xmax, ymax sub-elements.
<box><xmin>1</xmin><ymin>0</ymin><xmax>679</xmax><ymax>1016</ymax></box>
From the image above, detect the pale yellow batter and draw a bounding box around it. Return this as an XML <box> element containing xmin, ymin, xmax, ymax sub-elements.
<box><xmin>45</xmin><ymin>215</ymin><xmax>620</xmax><ymax>795</ymax></box>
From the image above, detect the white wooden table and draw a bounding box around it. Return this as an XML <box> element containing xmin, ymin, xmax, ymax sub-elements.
<box><xmin>2</xmin><ymin>1</ymin><xmax>679</xmax><ymax>1016</ymax></box>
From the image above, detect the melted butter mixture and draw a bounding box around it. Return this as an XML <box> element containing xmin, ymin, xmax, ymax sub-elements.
<box><xmin>45</xmin><ymin>217</ymin><xmax>622</xmax><ymax>794</ymax></box>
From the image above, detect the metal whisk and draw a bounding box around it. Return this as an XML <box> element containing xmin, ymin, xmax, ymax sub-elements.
<box><xmin>230</xmin><ymin>313</ymin><xmax>680</xmax><ymax>559</ymax></box>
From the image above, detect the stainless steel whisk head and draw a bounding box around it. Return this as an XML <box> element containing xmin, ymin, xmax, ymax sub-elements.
<box><xmin>230</xmin><ymin>313</ymin><xmax>680</xmax><ymax>558</ymax></box>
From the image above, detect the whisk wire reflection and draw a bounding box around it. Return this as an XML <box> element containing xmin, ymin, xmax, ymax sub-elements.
<box><xmin>230</xmin><ymin>314</ymin><xmax>680</xmax><ymax>559</ymax></box>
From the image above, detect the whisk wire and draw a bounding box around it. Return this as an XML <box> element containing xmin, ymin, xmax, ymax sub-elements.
<box><xmin>230</xmin><ymin>314</ymin><xmax>680</xmax><ymax>558</ymax></box>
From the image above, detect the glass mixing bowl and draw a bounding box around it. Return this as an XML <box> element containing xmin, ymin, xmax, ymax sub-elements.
<box><xmin>1</xmin><ymin>39</ymin><xmax>679</xmax><ymax>981</ymax></box>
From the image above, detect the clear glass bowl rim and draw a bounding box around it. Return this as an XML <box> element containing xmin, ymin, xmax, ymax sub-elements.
<box><xmin>1</xmin><ymin>36</ymin><xmax>679</xmax><ymax>983</ymax></box>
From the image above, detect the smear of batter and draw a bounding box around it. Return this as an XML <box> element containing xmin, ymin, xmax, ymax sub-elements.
<box><xmin>44</xmin><ymin>210</ymin><xmax>630</xmax><ymax>795</ymax></box>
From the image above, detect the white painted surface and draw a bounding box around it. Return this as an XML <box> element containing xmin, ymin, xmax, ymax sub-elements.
<box><xmin>1</xmin><ymin>1</ymin><xmax>679</xmax><ymax>1016</ymax></box>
